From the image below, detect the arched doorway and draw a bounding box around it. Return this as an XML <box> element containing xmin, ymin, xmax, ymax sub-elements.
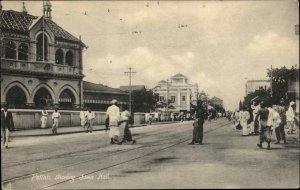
<box><xmin>59</xmin><ymin>89</ymin><xmax>75</xmax><ymax>109</ymax></box>
<box><xmin>6</xmin><ymin>86</ymin><xmax>27</xmax><ymax>108</ymax></box>
<box><xmin>34</xmin><ymin>87</ymin><xmax>53</xmax><ymax>108</ymax></box>
<box><xmin>36</xmin><ymin>33</ymin><xmax>48</xmax><ymax>61</ymax></box>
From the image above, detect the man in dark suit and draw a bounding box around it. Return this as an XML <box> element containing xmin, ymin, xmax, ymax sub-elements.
<box><xmin>189</xmin><ymin>95</ymin><xmax>208</xmax><ymax>145</ymax></box>
<box><xmin>1</xmin><ymin>105</ymin><xmax>14</xmax><ymax>148</ymax></box>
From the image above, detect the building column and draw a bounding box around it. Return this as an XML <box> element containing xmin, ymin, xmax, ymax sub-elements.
<box><xmin>177</xmin><ymin>89</ymin><xmax>180</xmax><ymax>111</ymax></box>
<box><xmin>187</xmin><ymin>90</ymin><xmax>190</xmax><ymax>112</ymax></box>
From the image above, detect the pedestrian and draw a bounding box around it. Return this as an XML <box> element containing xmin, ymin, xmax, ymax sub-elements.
<box><xmin>40</xmin><ymin>108</ymin><xmax>48</xmax><ymax>129</ymax></box>
<box><xmin>86</xmin><ymin>109</ymin><xmax>95</xmax><ymax>133</ymax></box>
<box><xmin>286</xmin><ymin>101</ymin><xmax>296</xmax><ymax>134</ymax></box>
<box><xmin>80</xmin><ymin>108</ymin><xmax>87</xmax><ymax>128</ymax></box>
<box><xmin>273</xmin><ymin>99</ymin><xmax>287</xmax><ymax>144</ymax></box>
<box><xmin>106</xmin><ymin>99</ymin><xmax>122</xmax><ymax>145</ymax></box>
<box><xmin>239</xmin><ymin>106</ymin><xmax>250</xmax><ymax>136</ymax></box>
<box><xmin>154</xmin><ymin>112</ymin><xmax>159</xmax><ymax>122</ymax></box>
<box><xmin>189</xmin><ymin>95</ymin><xmax>208</xmax><ymax>145</ymax></box>
<box><xmin>248</xmin><ymin>103</ymin><xmax>255</xmax><ymax>135</ymax></box>
<box><xmin>253</xmin><ymin>101</ymin><xmax>261</xmax><ymax>135</ymax></box>
<box><xmin>119</xmin><ymin>105</ymin><xmax>136</xmax><ymax>144</ymax></box>
<box><xmin>255</xmin><ymin>101</ymin><xmax>271</xmax><ymax>150</ymax></box>
<box><xmin>1</xmin><ymin>105</ymin><xmax>14</xmax><ymax>149</ymax></box>
<box><xmin>170</xmin><ymin>112</ymin><xmax>174</xmax><ymax>121</ymax></box>
<box><xmin>51</xmin><ymin>108</ymin><xmax>61</xmax><ymax>135</ymax></box>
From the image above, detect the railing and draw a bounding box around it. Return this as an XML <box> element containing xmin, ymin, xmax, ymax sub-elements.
<box><xmin>1</xmin><ymin>58</ymin><xmax>81</xmax><ymax>76</ymax></box>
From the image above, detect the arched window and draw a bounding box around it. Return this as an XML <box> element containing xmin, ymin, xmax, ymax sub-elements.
<box><xmin>65</xmin><ymin>51</ymin><xmax>74</xmax><ymax>66</ymax></box>
<box><xmin>36</xmin><ymin>33</ymin><xmax>48</xmax><ymax>61</ymax></box>
<box><xmin>6</xmin><ymin>86</ymin><xmax>27</xmax><ymax>108</ymax></box>
<box><xmin>55</xmin><ymin>49</ymin><xmax>64</xmax><ymax>64</ymax></box>
<box><xmin>5</xmin><ymin>41</ymin><xmax>16</xmax><ymax>59</ymax></box>
<box><xmin>18</xmin><ymin>43</ymin><xmax>29</xmax><ymax>61</ymax></box>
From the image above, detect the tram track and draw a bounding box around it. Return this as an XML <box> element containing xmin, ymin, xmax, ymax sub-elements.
<box><xmin>1</xmin><ymin>120</ymin><xmax>230</xmax><ymax>187</ymax></box>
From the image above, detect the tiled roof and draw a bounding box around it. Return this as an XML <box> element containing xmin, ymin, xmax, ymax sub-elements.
<box><xmin>171</xmin><ymin>73</ymin><xmax>187</xmax><ymax>79</ymax></box>
<box><xmin>83</xmin><ymin>81</ymin><xmax>128</xmax><ymax>95</ymax></box>
<box><xmin>158</xmin><ymin>80</ymin><xmax>167</xmax><ymax>83</ymax></box>
<box><xmin>0</xmin><ymin>10</ymin><xmax>38</xmax><ymax>33</ymax></box>
<box><xmin>45</xmin><ymin>18</ymin><xmax>81</xmax><ymax>42</ymax></box>
<box><xmin>120</xmin><ymin>85</ymin><xmax>146</xmax><ymax>91</ymax></box>
<box><xmin>1</xmin><ymin>10</ymin><xmax>84</xmax><ymax>45</ymax></box>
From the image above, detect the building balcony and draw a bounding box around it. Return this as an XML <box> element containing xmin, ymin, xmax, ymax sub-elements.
<box><xmin>1</xmin><ymin>58</ymin><xmax>83</xmax><ymax>79</ymax></box>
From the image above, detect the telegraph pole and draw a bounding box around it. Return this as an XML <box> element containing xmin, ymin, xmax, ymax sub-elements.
<box><xmin>42</xmin><ymin>0</ymin><xmax>45</xmax><ymax>62</ymax></box>
<box><xmin>270</xmin><ymin>65</ymin><xmax>273</xmax><ymax>97</ymax></box>
<box><xmin>124</xmin><ymin>67</ymin><xmax>136</xmax><ymax>114</ymax></box>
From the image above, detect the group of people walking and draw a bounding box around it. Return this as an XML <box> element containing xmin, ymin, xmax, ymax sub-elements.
<box><xmin>232</xmin><ymin>98</ymin><xmax>298</xmax><ymax>150</ymax></box>
<box><xmin>106</xmin><ymin>99</ymin><xmax>136</xmax><ymax>145</ymax></box>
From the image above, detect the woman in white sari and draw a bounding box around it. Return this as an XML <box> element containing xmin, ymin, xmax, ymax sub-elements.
<box><xmin>40</xmin><ymin>108</ymin><xmax>48</xmax><ymax>128</ymax></box>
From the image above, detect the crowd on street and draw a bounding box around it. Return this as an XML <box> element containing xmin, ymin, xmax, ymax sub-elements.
<box><xmin>231</xmin><ymin>98</ymin><xmax>299</xmax><ymax>149</ymax></box>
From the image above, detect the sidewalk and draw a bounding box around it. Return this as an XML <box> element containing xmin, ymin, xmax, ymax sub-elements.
<box><xmin>9</xmin><ymin>121</ymin><xmax>181</xmax><ymax>137</ymax></box>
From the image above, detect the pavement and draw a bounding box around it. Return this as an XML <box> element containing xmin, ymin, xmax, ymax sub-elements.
<box><xmin>9</xmin><ymin>121</ymin><xmax>180</xmax><ymax>137</ymax></box>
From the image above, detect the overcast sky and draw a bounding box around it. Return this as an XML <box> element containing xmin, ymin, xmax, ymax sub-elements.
<box><xmin>2</xmin><ymin>0</ymin><xmax>299</xmax><ymax>110</ymax></box>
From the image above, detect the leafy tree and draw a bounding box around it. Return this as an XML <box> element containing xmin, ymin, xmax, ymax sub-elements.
<box><xmin>267</xmin><ymin>65</ymin><xmax>298</xmax><ymax>104</ymax></box>
<box><xmin>131</xmin><ymin>89</ymin><xmax>158</xmax><ymax>113</ymax></box>
<box><xmin>242</xmin><ymin>88</ymin><xmax>271</xmax><ymax>108</ymax></box>
<box><xmin>239</xmin><ymin>100</ymin><xmax>243</xmax><ymax>110</ymax></box>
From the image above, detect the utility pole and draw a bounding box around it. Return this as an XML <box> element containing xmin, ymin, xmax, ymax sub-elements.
<box><xmin>42</xmin><ymin>0</ymin><xmax>45</xmax><ymax>62</ymax></box>
<box><xmin>166</xmin><ymin>79</ymin><xmax>169</xmax><ymax>113</ymax></box>
<box><xmin>270</xmin><ymin>65</ymin><xmax>273</xmax><ymax>97</ymax></box>
<box><xmin>124</xmin><ymin>67</ymin><xmax>136</xmax><ymax>114</ymax></box>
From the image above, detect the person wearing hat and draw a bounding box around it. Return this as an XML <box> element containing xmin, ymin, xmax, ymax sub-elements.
<box><xmin>1</xmin><ymin>105</ymin><xmax>14</xmax><ymax>149</ymax></box>
<box><xmin>286</xmin><ymin>101</ymin><xmax>296</xmax><ymax>134</ymax></box>
<box><xmin>106</xmin><ymin>99</ymin><xmax>122</xmax><ymax>144</ymax></box>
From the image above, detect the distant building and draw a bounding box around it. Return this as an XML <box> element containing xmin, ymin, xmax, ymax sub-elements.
<box><xmin>245</xmin><ymin>80</ymin><xmax>270</xmax><ymax>95</ymax></box>
<box><xmin>83</xmin><ymin>81</ymin><xmax>129</xmax><ymax>111</ymax></box>
<box><xmin>209</xmin><ymin>96</ymin><xmax>223</xmax><ymax>107</ymax></box>
<box><xmin>152</xmin><ymin>73</ymin><xmax>198</xmax><ymax>113</ymax></box>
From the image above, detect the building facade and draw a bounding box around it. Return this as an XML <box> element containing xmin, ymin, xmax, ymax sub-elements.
<box><xmin>245</xmin><ymin>80</ymin><xmax>271</xmax><ymax>95</ymax></box>
<box><xmin>209</xmin><ymin>96</ymin><xmax>223</xmax><ymax>107</ymax></box>
<box><xmin>152</xmin><ymin>73</ymin><xmax>198</xmax><ymax>113</ymax></box>
<box><xmin>0</xmin><ymin>1</ymin><xmax>86</xmax><ymax>109</ymax></box>
<box><xmin>83</xmin><ymin>81</ymin><xmax>129</xmax><ymax>111</ymax></box>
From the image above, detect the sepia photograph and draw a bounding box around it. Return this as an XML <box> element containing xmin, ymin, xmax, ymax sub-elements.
<box><xmin>0</xmin><ymin>0</ymin><xmax>299</xmax><ymax>189</ymax></box>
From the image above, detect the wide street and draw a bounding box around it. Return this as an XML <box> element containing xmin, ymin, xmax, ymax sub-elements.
<box><xmin>1</xmin><ymin>119</ymin><xmax>299</xmax><ymax>189</ymax></box>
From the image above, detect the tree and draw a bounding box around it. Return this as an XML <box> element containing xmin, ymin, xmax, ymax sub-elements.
<box><xmin>239</xmin><ymin>100</ymin><xmax>243</xmax><ymax>110</ymax></box>
<box><xmin>267</xmin><ymin>65</ymin><xmax>298</xmax><ymax>104</ymax></box>
<box><xmin>131</xmin><ymin>89</ymin><xmax>158</xmax><ymax>113</ymax></box>
<box><xmin>242</xmin><ymin>88</ymin><xmax>271</xmax><ymax>108</ymax></box>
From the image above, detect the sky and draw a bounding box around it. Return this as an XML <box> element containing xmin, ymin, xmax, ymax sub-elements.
<box><xmin>2</xmin><ymin>0</ymin><xmax>299</xmax><ymax>110</ymax></box>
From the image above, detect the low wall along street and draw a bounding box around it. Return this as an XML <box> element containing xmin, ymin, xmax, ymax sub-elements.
<box><xmin>8</xmin><ymin>109</ymin><xmax>147</xmax><ymax>130</ymax></box>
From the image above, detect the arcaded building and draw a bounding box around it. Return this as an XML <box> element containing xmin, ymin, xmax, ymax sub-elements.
<box><xmin>0</xmin><ymin>1</ymin><xmax>86</xmax><ymax>109</ymax></box>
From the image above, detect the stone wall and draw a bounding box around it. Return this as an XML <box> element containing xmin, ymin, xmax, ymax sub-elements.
<box><xmin>8</xmin><ymin>109</ymin><xmax>148</xmax><ymax>130</ymax></box>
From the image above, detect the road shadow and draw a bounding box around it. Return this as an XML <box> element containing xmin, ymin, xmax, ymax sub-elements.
<box><xmin>148</xmin><ymin>156</ymin><xmax>178</xmax><ymax>164</ymax></box>
<box><xmin>121</xmin><ymin>169</ymin><xmax>150</xmax><ymax>174</ymax></box>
